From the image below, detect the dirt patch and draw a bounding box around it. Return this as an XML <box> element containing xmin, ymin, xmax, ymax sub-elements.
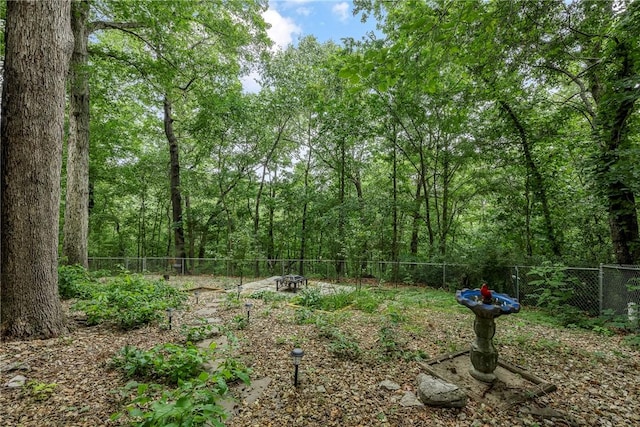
<box><xmin>1</xmin><ymin>276</ymin><xmax>639</xmax><ymax>426</ymax></box>
<box><xmin>421</xmin><ymin>350</ymin><xmax>556</xmax><ymax>409</ymax></box>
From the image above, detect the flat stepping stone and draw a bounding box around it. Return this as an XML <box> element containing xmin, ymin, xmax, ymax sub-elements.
<box><xmin>204</xmin><ymin>358</ymin><xmax>225</xmax><ymax>373</ymax></box>
<box><xmin>238</xmin><ymin>377</ymin><xmax>272</xmax><ymax>406</ymax></box>
<box><xmin>197</xmin><ymin>335</ymin><xmax>228</xmax><ymax>350</ymax></box>
<box><xmin>194</xmin><ymin>307</ymin><xmax>218</xmax><ymax>317</ymax></box>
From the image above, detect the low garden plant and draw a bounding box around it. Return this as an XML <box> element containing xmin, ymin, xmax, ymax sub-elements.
<box><xmin>58</xmin><ymin>264</ymin><xmax>101</xmax><ymax>300</ymax></box>
<box><xmin>110</xmin><ymin>342</ymin><xmax>215</xmax><ymax>385</ymax></box>
<box><xmin>71</xmin><ymin>274</ymin><xmax>187</xmax><ymax>330</ymax></box>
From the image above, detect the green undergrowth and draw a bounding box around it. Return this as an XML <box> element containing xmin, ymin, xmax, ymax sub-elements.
<box><xmin>58</xmin><ymin>264</ymin><xmax>103</xmax><ymax>300</ymax></box>
<box><xmin>111</xmin><ymin>334</ymin><xmax>251</xmax><ymax>426</ymax></box>
<box><xmin>290</xmin><ymin>285</ymin><xmax>460</xmax><ymax>315</ymax></box>
<box><xmin>110</xmin><ymin>342</ymin><xmax>216</xmax><ymax>385</ymax></box>
<box><xmin>69</xmin><ymin>272</ymin><xmax>187</xmax><ymax>330</ymax></box>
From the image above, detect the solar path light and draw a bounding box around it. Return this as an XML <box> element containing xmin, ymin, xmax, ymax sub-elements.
<box><xmin>166</xmin><ymin>308</ymin><xmax>174</xmax><ymax>330</ymax></box>
<box><xmin>244</xmin><ymin>302</ymin><xmax>253</xmax><ymax>323</ymax></box>
<box><xmin>290</xmin><ymin>348</ymin><xmax>304</xmax><ymax>387</ymax></box>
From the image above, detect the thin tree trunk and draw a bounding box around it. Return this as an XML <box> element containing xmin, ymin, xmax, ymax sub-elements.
<box><xmin>500</xmin><ymin>100</ymin><xmax>561</xmax><ymax>257</ymax></box>
<box><xmin>163</xmin><ymin>95</ymin><xmax>186</xmax><ymax>261</ymax></box>
<box><xmin>1</xmin><ymin>0</ymin><xmax>73</xmax><ymax>339</ymax></box>
<box><xmin>62</xmin><ymin>0</ymin><xmax>90</xmax><ymax>268</ymax></box>
<box><xmin>299</xmin><ymin>119</ymin><xmax>313</xmax><ymax>275</ymax></box>
<box><xmin>410</xmin><ymin>178</ymin><xmax>422</xmax><ymax>258</ymax></box>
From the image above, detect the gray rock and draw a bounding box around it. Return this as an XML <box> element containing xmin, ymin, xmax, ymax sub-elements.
<box><xmin>0</xmin><ymin>361</ymin><xmax>30</xmax><ymax>372</ymax></box>
<box><xmin>6</xmin><ymin>375</ymin><xmax>26</xmax><ymax>388</ymax></box>
<box><xmin>399</xmin><ymin>391</ymin><xmax>424</xmax><ymax>407</ymax></box>
<box><xmin>416</xmin><ymin>373</ymin><xmax>467</xmax><ymax>408</ymax></box>
<box><xmin>379</xmin><ymin>380</ymin><xmax>401</xmax><ymax>391</ymax></box>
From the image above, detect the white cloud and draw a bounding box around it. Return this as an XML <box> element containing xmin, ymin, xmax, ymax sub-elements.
<box><xmin>296</xmin><ymin>7</ymin><xmax>311</xmax><ymax>16</ymax></box>
<box><xmin>262</xmin><ymin>8</ymin><xmax>302</xmax><ymax>50</ymax></box>
<box><xmin>241</xmin><ymin>72</ymin><xmax>261</xmax><ymax>94</ymax></box>
<box><xmin>332</xmin><ymin>2</ymin><xmax>350</xmax><ymax>22</ymax></box>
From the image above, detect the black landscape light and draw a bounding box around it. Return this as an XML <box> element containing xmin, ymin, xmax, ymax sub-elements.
<box><xmin>245</xmin><ymin>302</ymin><xmax>253</xmax><ymax>323</ymax></box>
<box><xmin>166</xmin><ymin>308</ymin><xmax>174</xmax><ymax>330</ymax></box>
<box><xmin>237</xmin><ymin>283</ymin><xmax>243</xmax><ymax>299</ymax></box>
<box><xmin>290</xmin><ymin>348</ymin><xmax>304</xmax><ymax>387</ymax></box>
<box><xmin>194</xmin><ymin>290</ymin><xmax>200</xmax><ymax>305</ymax></box>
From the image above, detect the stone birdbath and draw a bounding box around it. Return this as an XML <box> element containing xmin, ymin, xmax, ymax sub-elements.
<box><xmin>456</xmin><ymin>284</ymin><xmax>520</xmax><ymax>383</ymax></box>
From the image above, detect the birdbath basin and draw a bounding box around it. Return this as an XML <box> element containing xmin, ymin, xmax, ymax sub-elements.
<box><xmin>456</xmin><ymin>286</ymin><xmax>520</xmax><ymax>383</ymax></box>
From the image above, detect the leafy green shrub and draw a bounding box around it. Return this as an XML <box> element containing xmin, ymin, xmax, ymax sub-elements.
<box><xmin>293</xmin><ymin>307</ymin><xmax>316</xmax><ymax>324</ymax></box>
<box><xmin>328</xmin><ymin>331</ymin><xmax>362</xmax><ymax>360</ymax></box>
<box><xmin>72</xmin><ymin>274</ymin><xmax>187</xmax><ymax>330</ymax></box>
<box><xmin>293</xmin><ymin>288</ymin><xmax>356</xmax><ymax>312</ymax></box>
<box><xmin>232</xmin><ymin>314</ymin><xmax>248</xmax><ymax>330</ymax></box>
<box><xmin>528</xmin><ymin>262</ymin><xmax>590</xmax><ymax>326</ymax></box>
<box><xmin>378</xmin><ymin>324</ymin><xmax>403</xmax><ymax>359</ymax></box>
<box><xmin>385</xmin><ymin>305</ymin><xmax>408</xmax><ymax>323</ymax></box>
<box><xmin>293</xmin><ymin>287</ymin><xmax>322</xmax><ymax>309</ymax></box>
<box><xmin>351</xmin><ymin>290</ymin><xmax>387</xmax><ymax>313</ymax></box>
<box><xmin>114</xmin><ymin>374</ymin><xmax>228</xmax><ymax>427</ymax></box>
<box><xmin>111</xmin><ymin>342</ymin><xmax>214</xmax><ymax>385</ymax></box>
<box><xmin>623</xmin><ymin>333</ymin><xmax>640</xmax><ymax>350</ymax></box>
<box><xmin>319</xmin><ymin>291</ymin><xmax>354</xmax><ymax>311</ymax></box>
<box><xmin>180</xmin><ymin>322</ymin><xmax>216</xmax><ymax>343</ymax></box>
<box><xmin>24</xmin><ymin>380</ymin><xmax>57</xmax><ymax>401</ymax></box>
<box><xmin>58</xmin><ymin>264</ymin><xmax>100</xmax><ymax>300</ymax></box>
<box><xmin>112</xmin><ymin>351</ymin><xmax>252</xmax><ymax>427</ymax></box>
<box><xmin>311</xmin><ymin>316</ymin><xmax>361</xmax><ymax>360</ymax></box>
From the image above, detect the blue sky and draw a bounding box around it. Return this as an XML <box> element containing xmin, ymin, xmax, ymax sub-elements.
<box><xmin>263</xmin><ymin>0</ymin><xmax>379</xmax><ymax>48</ymax></box>
<box><xmin>243</xmin><ymin>1</ymin><xmax>378</xmax><ymax>92</ymax></box>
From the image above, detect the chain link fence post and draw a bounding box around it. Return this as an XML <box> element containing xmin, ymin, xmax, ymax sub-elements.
<box><xmin>599</xmin><ymin>263</ymin><xmax>604</xmax><ymax>315</ymax></box>
<box><xmin>442</xmin><ymin>262</ymin><xmax>446</xmax><ymax>288</ymax></box>
<box><xmin>514</xmin><ymin>265</ymin><xmax>520</xmax><ymax>301</ymax></box>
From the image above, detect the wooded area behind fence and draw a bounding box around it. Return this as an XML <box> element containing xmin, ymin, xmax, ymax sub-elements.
<box><xmin>87</xmin><ymin>257</ymin><xmax>640</xmax><ymax>318</ymax></box>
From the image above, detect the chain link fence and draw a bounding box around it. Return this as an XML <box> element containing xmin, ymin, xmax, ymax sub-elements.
<box><xmin>87</xmin><ymin>257</ymin><xmax>640</xmax><ymax>319</ymax></box>
<box><xmin>512</xmin><ymin>266</ymin><xmax>601</xmax><ymax>316</ymax></box>
<box><xmin>600</xmin><ymin>265</ymin><xmax>640</xmax><ymax>318</ymax></box>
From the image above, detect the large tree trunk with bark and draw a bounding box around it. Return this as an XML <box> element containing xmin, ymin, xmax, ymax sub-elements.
<box><xmin>595</xmin><ymin>35</ymin><xmax>640</xmax><ymax>265</ymax></box>
<box><xmin>1</xmin><ymin>0</ymin><xmax>73</xmax><ymax>340</ymax></box>
<box><xmin>163</xmin><ymin>96</ymin><xmax>186</xmax><ymax>261</ymax></box>
<box><xmin>63</xmin><ymin>0</ymin><xmax>90</xmax><ymax>268</ymax></box>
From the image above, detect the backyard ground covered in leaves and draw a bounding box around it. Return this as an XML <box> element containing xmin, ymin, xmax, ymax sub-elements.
<box><xmin>1</xmin><ymin>274</ymin><xmax>639</xmax><ymax>427</ymax></box>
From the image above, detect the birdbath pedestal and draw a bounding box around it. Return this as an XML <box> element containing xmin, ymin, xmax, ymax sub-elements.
<box><xmin>456</xmin><ymin>287</ymin><xmax>520</xmax><ymax>383</ymax></box>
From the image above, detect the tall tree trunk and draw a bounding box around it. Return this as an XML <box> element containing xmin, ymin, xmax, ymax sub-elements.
<box><xmin>391</xmin><ymin>137</ymin><xmax>399</xmax><ymax>264</ymax></box>
<box><xmin>410</xmin><ymin>178</ymin><xmax>422</xmax><ymax>258</ymax></box>
<box><xmin>336</xmin><ymin>138</ymin><xmax>346</xmax><ymax>277</ymax></box>
<box><xmin>500</xmin><ymin>100</ymin><xmax>561</xmax><ymax>258</ymax></box>
<box><xmin>185</xmin><ymin>194</ymin><xmax>195</xmax><ymax>269</ymax></box>
<box><xmin>594</xmin><ymin>37</ymin><xmax>640</xmax><ymax>265</ymax></box>
<box><xmin>62</xmin><ymin>0</ymin><xmax>90</xmax><ymax>268</ymax></box>
<box><xmin>299</xmin><ymin>119</ymin><xmax>314</xmax><ymax>275</ymax></box>
<box><xmin>1</xmin><ymin>0</ymin><xmax>73</xmax><ymax>340</ymax></box>
<box><xmin>163</xmin><ymin>95</ymin><xmax>185</xmax><ymax>260</ymax></box>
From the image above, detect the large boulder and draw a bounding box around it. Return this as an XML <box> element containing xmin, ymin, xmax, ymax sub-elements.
<box><xmin>416</xmin><ymin>373</ymin><xmax>467</xmax><ymax>408</ymax></box>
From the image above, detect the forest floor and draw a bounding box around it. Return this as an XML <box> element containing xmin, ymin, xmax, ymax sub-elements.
<box><xmin>1</xmin><ymin>275</ymin><xmax>639</xmax><ymax>427</ymax></box>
